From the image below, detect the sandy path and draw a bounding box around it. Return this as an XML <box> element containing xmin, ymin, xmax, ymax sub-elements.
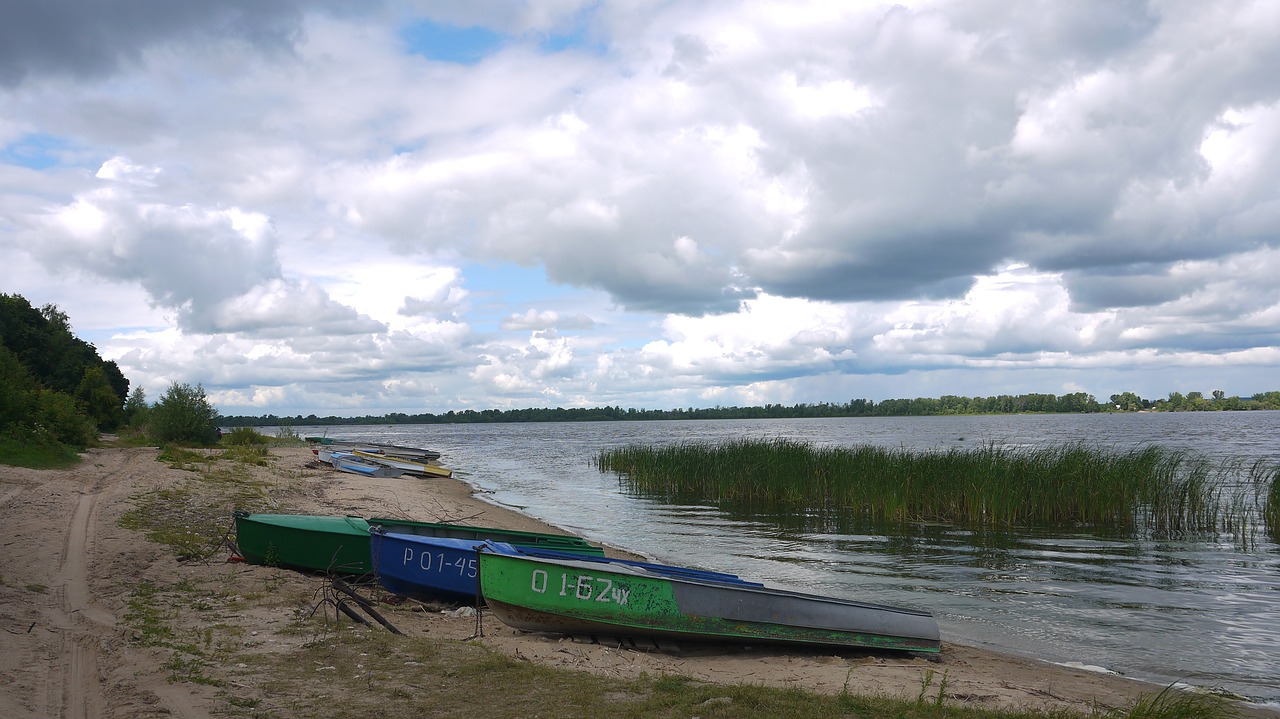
<box><xmin>1</xmin><ymin>445</ymin><xmax>1275</xmax><ymax>718</ymax></box>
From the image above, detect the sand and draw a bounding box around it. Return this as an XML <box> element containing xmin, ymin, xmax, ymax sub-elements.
<box><xmin>1</xmin><ymin>445</ymin><xmax>1274</xmax><ymax>718</ymax></box>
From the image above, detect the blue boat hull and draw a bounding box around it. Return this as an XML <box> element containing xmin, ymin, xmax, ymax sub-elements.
<box><xmin>372</xmin><ymin>531</ymin><xmax>486</xmax><ymax>602</ymax></box>
<box><xmin>372</xmin><ymin>530</ymin><xmax>761</xmax><ymax>604</ymax></box>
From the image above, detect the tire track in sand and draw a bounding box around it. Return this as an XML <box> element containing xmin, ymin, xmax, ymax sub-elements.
<box><xmin>44</xmin><ymin>456</ymin><xmax>114</xmax><ymax>718</ymax></box>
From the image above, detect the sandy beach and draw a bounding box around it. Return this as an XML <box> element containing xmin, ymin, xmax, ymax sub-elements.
<box><xmin>2</xmin><ymin>444</ymin><xmax>1274</xmax><ymax>718</ymax></box>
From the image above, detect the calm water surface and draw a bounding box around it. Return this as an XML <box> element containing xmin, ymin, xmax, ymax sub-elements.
<box><xmin>291</xmin><ymin>412</ymin><xmax>1280</xmax><ymax>706</ymax></box>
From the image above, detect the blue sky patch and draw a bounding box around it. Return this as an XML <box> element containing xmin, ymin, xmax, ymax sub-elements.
<box><xmin>463</xmin><ymin>261</ymin><xmax>559</xmax><ymax>333</ymax></box>
<box><xmin>401</xmin><ymin>21</ymin><xmax>508</xmax><ymax>64</ymax></box>
<box><xmin>0</xmin><ymin>132</ymin><xmax>74</xmax><ymax>170</ymax></box>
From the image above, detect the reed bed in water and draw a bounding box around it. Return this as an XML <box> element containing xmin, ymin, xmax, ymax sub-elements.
<box><xmin>597</xmin><ymin>439</ymin><xmax>1277</xmax><ymax>536</ymax></box>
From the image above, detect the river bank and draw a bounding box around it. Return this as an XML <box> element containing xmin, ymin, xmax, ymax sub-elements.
<box><xmin>1</xmin><ymin>444</ymin><xmax>1274</xmax><ymax>717</ymax></box>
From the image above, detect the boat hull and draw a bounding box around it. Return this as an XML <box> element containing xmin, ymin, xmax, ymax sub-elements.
<box><xmin>307</xmin><ymin>437</ymin><xmax>442</xmax><ymax>462</ymax></box>
<box><xmin>368</xmin><ymin>518</ymin><xmax>605</xmax><ymax>557</ymax></box>
<box><xmin>371</xmin><ymin>531</ymin><xmax>486</xmax><ymax>602</ymax></box>
<box><xmin>372</xmin><ymin>535</ymin><xmax>754</xmax><ymax>603</ymax></box>
<box><xmin>234</xmin><ymin>513</ymin><xmax>375</xmax><ymax>574</ymax></box>
<box><xmin>478</xmin><ymin>548</ymin><xmax>941</xmax><ymax>653</ymax></box>
<box><xmin>351</xmin><ymin>450</ymin><xmax>453</xmax><ymax>478</ymax></box>
<box><xmin>328</xmin><ymin>452</ymin><xmax>405</xmax><ymax>478</ymax></box>
<box><xmin>233</xmin><ymin>513</ymin><xmax>605</xmax><ymax>576</ymax></box>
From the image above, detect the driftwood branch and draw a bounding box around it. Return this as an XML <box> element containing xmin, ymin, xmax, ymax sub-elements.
<box><xmin>330</xmin><ymin>577</ymin><xmax>404</xmax><ymax>635</ymax></box>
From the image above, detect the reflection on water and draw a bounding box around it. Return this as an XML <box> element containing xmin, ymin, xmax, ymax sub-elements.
<box><xmin>288</xmin><ymin>412</ymin><xmax>1280</xmax><ymax>706</ymax></box>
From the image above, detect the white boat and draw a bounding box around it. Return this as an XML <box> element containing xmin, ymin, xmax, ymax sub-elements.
<box><xmin>327</xmin><ymin>451</ymin><xmax>404</xmax><ymax>478</ymax></box>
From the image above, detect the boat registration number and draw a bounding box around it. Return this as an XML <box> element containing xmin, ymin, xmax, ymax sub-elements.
<box><xmin>399</xmin><ymin>549</ymin><xmax>477</xmax><ymax>578</ymax></box>
<box><xmin>529</xmin><ymin>568</ymin><xmax>630</xmax><ymax>605</ymax></box>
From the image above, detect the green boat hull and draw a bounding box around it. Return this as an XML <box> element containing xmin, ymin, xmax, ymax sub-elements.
<box><xmin>234</xmin><ymin>514</ymin><xmax>375</xmax><ymax>574</ymax></box>
<box><xmin>478</xmin><ymin>550</ymin><xmax>940</xmax><ymax>653</ymax></box>
<box><xmin>232</xmin><ymin>513</ymin><xmax>603</xmax><ymax>575</ymax></box>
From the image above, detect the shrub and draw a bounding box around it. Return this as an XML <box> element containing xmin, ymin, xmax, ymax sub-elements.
<box><xmin>223</xmin><ymin>427</ymin><xmax>268</xmax><ymax>446</ymax></box>
<box><xmin>150</xmin><ymin>382</ymin><xmax>220</xmax><ymax>445</ymax></box>
<box><xmin>34</xmin><ymin>389</ymin><xmax>96</xmax><ymax>449</ymax></box>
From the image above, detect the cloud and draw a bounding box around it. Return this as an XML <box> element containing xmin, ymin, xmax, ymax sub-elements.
<box><xmin>22</xmin><ymin>156</ymin><xmax>388</xmax><ymax>337</ymax></box>
<box><xmin>4</xmin><ymin>0</ymin><xmax>1280</xmax><ymax>415</ymax></box>
<box><xmin>501</xmin><ymin>309</ymin><xmax>594</xmax><ymax>331</ymax></box>
<box><xmin>0</xmin><ymin>0</ymin><xmax>345</xmax><ymax>88</ymax></box>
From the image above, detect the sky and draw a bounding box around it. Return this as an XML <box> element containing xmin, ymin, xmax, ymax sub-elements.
<box><xmin>3</xmin><ymin>0</ymin><xmax>1279</xmax><ymax>417</ymax></box>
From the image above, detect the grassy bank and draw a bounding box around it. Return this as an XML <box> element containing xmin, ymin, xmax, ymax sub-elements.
<box><xmin>597</xmin><ymin>439</ymin><xmax>1279</xmax><ymax>539</ymax></box>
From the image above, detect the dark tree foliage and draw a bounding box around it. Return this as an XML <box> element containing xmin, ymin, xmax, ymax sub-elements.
<box><xmin>0</xmin><ymin>344</ymin><xmax>38</xmax><ymax>432</ymax></box>
<box><xmin>0</xmin><ymin>343</ymin><xmax>96</xmax><ymax>451</ymax></box>
<box><xmin>0</xmin><ymin>294</ymin><xmax>129</xmax><ymax>409</ymax></box>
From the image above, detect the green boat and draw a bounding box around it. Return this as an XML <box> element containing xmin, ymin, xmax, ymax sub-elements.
<box><xmin>232</xmin><ymin>512</ymin><xmax>604</xmax><ymax>575</ymax></box>
<box><xmin>477</xmin><ymin>543</ymin><xmax>941</xmax><ymax>653</ymax></box>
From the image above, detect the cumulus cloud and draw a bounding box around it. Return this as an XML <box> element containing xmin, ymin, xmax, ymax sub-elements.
<box><xmin>5</xmin><ymin>0</ymin><xmax>1280</xmax><ymax>413</ymax></box>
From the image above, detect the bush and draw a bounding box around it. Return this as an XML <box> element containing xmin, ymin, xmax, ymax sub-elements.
<box><xmin>123</xmin><ymin>387</ymin><xmax>151</xmax><ymax>430</ymax></box>
<box><xmin>35</xmin><ymin>389</ymin><xmax>96</xmax><ymax>449</ymax></box>
<box><xmin>150</xmin><ymin>382</ymin><xmax>220</xmax><ymax>445</ymax></box>
<box><xmin>223</xmin><ymin>427</ymin><xmax>268</xmax><ymax>446</ymax></box>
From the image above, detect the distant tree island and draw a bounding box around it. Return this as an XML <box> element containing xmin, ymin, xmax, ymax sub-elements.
<box><xmin>219</xmin><ymin>390</ymin><xmax>1280</xmax><ymax>427</ymax></box>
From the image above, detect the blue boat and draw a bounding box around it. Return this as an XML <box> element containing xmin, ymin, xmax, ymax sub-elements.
<box><xmin>371</xmin><ymin>530</ymin><xmax>488</xmax><ymax>602</ymax></box>
<box><xmin>370</xmin><ymin>529</ymin><xmax>759</xmax><ymax>604</ymax></box>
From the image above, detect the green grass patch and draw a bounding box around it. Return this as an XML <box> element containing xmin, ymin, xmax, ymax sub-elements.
<box><xmin>0</xmin><ymin>433</ymin><xmax>81</xmax><ymax>468</ymax></box>
<box><xmin>223</xmin><ymin>426</ymin><xmax>270</xmax><ymax>445</ymax></box>
<box><xmin>122</xmin><ymin>577</ymin><xmax>250</xmax><ymax>687</ymax></box>
<box><xmin>157</xmin><ymin>445</ymin><xmax>216</xmax><ymax>471</ymax></box>
<box><xmin>123</xmin><ymin>581</ymin><xmax>174</xmax><ymax>648</ymax></box>
<box><xmin>598</xmin><ymin>439</ymin><xmax>1279</xmax><ymax>540</ymax></box>
<box><xmin>121</xmin><ymin>457</ymin><xmax>274</xmax><ymax>560</ymax></box>
<box><xmin>221</xmin><ymin>444</ymin><xmax>273</xmax><ymax>466</ymax></box>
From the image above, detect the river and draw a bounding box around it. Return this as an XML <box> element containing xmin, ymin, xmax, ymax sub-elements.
<box><xmin>285</xmin><ymin>411</ymin><xmax>1280</xmax><ymax>707</ymax></box>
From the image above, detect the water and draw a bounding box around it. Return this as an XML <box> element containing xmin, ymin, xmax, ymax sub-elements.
<box><xmin>289</xmin><ymin>412</ymin><xmax>1280</xmax><ymax>706</ymax></box>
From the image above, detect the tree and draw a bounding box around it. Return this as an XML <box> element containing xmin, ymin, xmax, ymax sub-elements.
<box><xmin>1109</xmin><ymin>392</ymin><xmax>1144</xmax><ymax>412</ymax></box>
<box><xmin>0</xmin><ymin>294</ymin><xmax>128</xmax><ymax>403</ymax></box>
<box><xmin>150</xmin><ymin>382</ymin><xmax>220</xmax><ymax>445</ymax></box>
<box><xmin>123</xmin><ymin>387</ymin><xmax>150</xmax><ymax>428</ymax></box>
<box><xmin>76</xmin><ymin>366</ymin><xmax>124</xmax><ymax>431</ymax></box>
<box><xmin>34</xmin><ymin>390</ymin><xmax>96</xmax><ymax>449</ymax></box>
<box><xmin>0</xmin><ymin>344</ymin><xmax>37</xmax><ymax>434</ymax></box>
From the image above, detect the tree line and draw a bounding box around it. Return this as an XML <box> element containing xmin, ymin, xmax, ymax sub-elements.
<box><xmin>1</xmin><ymin>294</ymin><xmax>220</xmax><ymax>466</ymax></box>
<box><xmin>220</xmin><ymin>389</ymin><xmax>1280</xmax><ymax>428</ymax></box>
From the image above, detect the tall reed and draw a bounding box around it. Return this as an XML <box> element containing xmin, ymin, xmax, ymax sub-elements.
<box><xmin>1264</xmin><ymin>462</ymin><xmax>1280</xmax><ymax>543</ymax></box>
<box><xmin>597</xmin><ymin>439</ymin><xmax>1277</xmax><ymax>538</ymax></box>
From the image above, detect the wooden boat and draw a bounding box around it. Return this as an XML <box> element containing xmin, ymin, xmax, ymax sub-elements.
<box><xmin>306</xmin><ymin>437</ymin><xmax>442</xmax><ymax>462</ymax></box>
<box><xmin>351</xmin><ymin>450</ymin><xmax>453</xmax><ymax>478</ymax></box>
<box><xmin>367</xmin><ymin>519</ymin><xmax>604</xmax><ymax>557</ymax></box>
<box><xmin>231</xmin><ymin>513</ymin><xmax>603</xmax><ymax>576</ymax></box>
<box><xmin>370</xmin><ymin>531</ymin><xmax>487</xmax><ymax>602</ymax></box>
<box><xmin>328</xmin><ymin>451</ymin><xmax>405</xmax><ymax>478</ymax></box>
<box><xmin>234</xmin><ymin>513</ymin><xmax>375</xmax><ymax>574</ymax></box>
<box><xmin>370</xmin><ymin>532</ymin><xmax>753</xmax><ymax>603</ymax></box>
<box><xmin>477</xmin><ymin>543</ymin><xmax>941</xmax><ymax>653</ymax></box>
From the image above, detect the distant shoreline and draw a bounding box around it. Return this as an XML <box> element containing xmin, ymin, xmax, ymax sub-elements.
<box><xmin>219</xmin><ymin>395</ymin><xmax>1280</xmax><ymax>428</ymax></box>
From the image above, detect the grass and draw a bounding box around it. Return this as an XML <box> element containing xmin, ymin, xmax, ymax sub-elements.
<box><xmin>0</xmin><ymin>433</ymin><xmax>81</xmax><ymax>468</ymax></box>
<box><xmin>597</xmin><ymin>440</ymin><xmax>1280</xmax><ymax>541</ymax></box>
<box><xmin>220</xmin><ymin>626</ymin><xmax>1241</xmax><ymax>719</ymax></box>
<box><xmin>120</xmin><ymin>444</ymin><xmax>279</xmax><ymax>560</ymax></box>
